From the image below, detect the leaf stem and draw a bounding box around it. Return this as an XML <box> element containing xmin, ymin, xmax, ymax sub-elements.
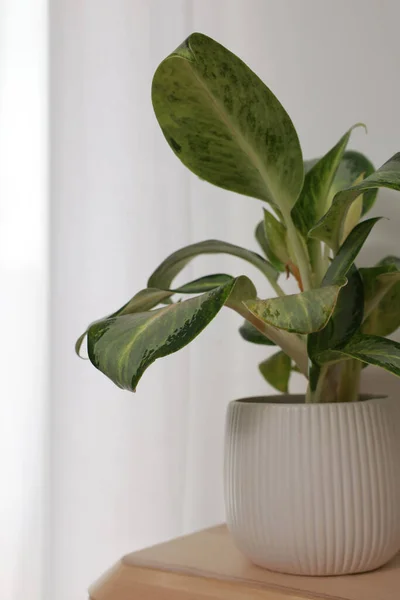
<box><xmin>230</xmin><ymin>302</ymin><xmax>309</xmax><ymax>377</ymax></box>
<box><xmin>306</xmin><ymin>363</ymin><xmax>337</xmax><ymax>403</ymax></box>
<box><xmin>270</xmin><ymin>278</ymin><xmax>286</xmax><ymax>297</ymax></box>
<box><xmin>308</xmin><ymin>239</ymin><xmax>326</xmax><ymax>287</ymax></box>
<box><xmin>284</xmin><ymin>212</ymin><xmax>313</xmax><ymax>291</ymax></box>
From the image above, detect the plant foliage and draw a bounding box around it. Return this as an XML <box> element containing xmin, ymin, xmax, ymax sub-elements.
<box><xmin>77</xmin><ymin>33</ymin><xmax>400</xmax><ymax>402</ymax></box>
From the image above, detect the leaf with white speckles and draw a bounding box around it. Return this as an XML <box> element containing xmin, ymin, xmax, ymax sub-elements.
<box><xmin>361</xmin><ymin>256</ymin><xmax>400</xmax><ymax>337</ymax></box>
<box><xmin>309</xmin><ymin>153</ymin><xmax>400</xmax><ymax>251</ymax></box>
<box><xmin>292</xmin><ymin>125</ymin><xmax>363</xmax><ymax>237</ymax></box>
<box><xmin>244</xmin><ymin>283</ymin><xmax>346</xmax><ymax>334</ymax></box>
<box><xmin>328</xmin><ymin>334</ymin><xmax>400</xmax><ymax>378</ymax></box>
<box><xmin>85</xmin><ymin>277</ymin><xmax>255</xmax><ymax>391</ymax></box>
<box><xmin>152</xmin><ymin>32</ymin><xmax>304</xmax><ymax>213</ymax></box>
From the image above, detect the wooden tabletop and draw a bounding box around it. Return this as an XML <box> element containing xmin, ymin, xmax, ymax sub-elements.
<box><xmin>89</xmin><ymin>524</ymin><xmax>400</xmax><ymax>599</ymax></box>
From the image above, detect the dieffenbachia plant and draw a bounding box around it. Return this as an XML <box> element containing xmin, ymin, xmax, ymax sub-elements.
<box><xmin>77</xmin><ymin>33</ymin><xmax>400</xmax><ymax>402</ymax></box>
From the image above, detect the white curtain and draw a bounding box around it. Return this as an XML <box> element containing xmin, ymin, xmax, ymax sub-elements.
<box><xmin>0</xmin><ymin>1</ymin><xmax>48</xmax><ymax>599</ymax></box>
<box><xmin>2</xmin><ymin>1</ymin><xmax>400</xmax><ymax>599</ymax></box>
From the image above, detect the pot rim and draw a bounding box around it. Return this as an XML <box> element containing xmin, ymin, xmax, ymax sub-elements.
<box><xmin>229</xmin><ymin>393</ymin><xmax>388</xmax><ymax>408</ymax></box>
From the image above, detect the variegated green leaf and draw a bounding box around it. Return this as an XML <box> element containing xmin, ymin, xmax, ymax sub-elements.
<box><xmin>307</xmin><ymin>216</ymin><xmax>376</xmax><ymax>362</ymax></box>
<box><xmin>87</xmin><ymin>276</ymin><xmax>254</xmax><ymax>391</ymax></box>
<box><xmin>340</xmin><ymin>186</ymin><xmax>363</xmax><ymax>244</ymax></box>
<box><xmin>308</xmin><ymin>266</ymin><xmax>364</xmax><ymax>363</ymax></box>
<box><xmin>292</xmin><ymin>125</ymin><xmax>363</xmax><ymax>236</ymax></box>
<box><xmin>244</xmin><ymin>282</ymin><xmax>346</xmax><ymax>334</ymax></box>
<box><xmin>259</xmin><ymin>351</ymin><xmax>291</xmax><ymax>393</ymax></box>
<box><xmin>333</xmin><ymin>150</ymin><xmax>377</xmax><ymax>215</ymax></box>
<box><xmin>238</xmin><ymin>319</ymin><xmax>276</xmax><ymax>346</ymax></box>
<box><xmin>147</xmin><ymin>239</ymin><xmax>280</xmax><ymax>294</ymax></box>
<box><xmin>174</xmin><ymin>273</ymin><xmax>233</xmax><ymax>293</ymax></box>
<box><xmin>227</xmin><ymin>294</ymin><xmax>308</xmax><ymax>377</ymax></box>
<box><xmin>262</xmin><ymin>209</ymin><xmax>290</xmax><ymax>265</ymax></box>
<box><xmin>310</xmin><ymin>153</ymin><xmax>400</xmax><ymax>250</ymax></box>
<box><xmin>323</xmin><ymin>217</ymin><xmax>381</xmax><ymax>285</ymax></box>
<box><xmin>361</xmin><ymin>257</ymin><xmax>400</xmax><ymax>336</ymax></box>
<box><xmin>76</xmin><ymin>277</ymin><xmax>233</xmax><ymax>357</ymax></box>
<box><xmin>75</xmin><ymin>287</ymin><xmax>174</xmax><ymax>356</ymax></box>
<box><xmin>334</xmin><ymin>334</ymin><xmax>400</xmax><ymax>378</ymax></box>
<box><xmin>303</xmin><ymin>150</ymin><xmax>377</xmax><ymax>215</ymax></box>
<box><xmin>152</xmin><ymin>32</ymin><xmax>304</xmax><ymax>213</ymax></box>
<box><xmin>255</xmin><ymin>220</ymin><xmax>285</xmax><ymax>272</ymax></box>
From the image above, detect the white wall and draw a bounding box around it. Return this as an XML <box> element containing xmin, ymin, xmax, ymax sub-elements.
<box><xmin>50</xmin><ymin>2</ymin><xmax>400</xmax><ymax>598</ymax></box>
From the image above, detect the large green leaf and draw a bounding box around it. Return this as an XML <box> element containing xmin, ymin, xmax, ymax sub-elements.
<box><xmin>361</xmin><ymin>257</ymin><xmax>400</xmax><ymax>336</ymax></box>
<box><xmin>334</xmin><ymin>334</ymin><xmax>400</xmax><ymax>378</ymax></box>
<box><xmin>75</xmin><ymin>287</ymin><xmax>174</xmax><ymax>356</ymax></box>
<box><xmin>147</xmin><ymin>239</ymin><xmax>280</xmax><ymax>294</ymax></box>
<box><xmin>259</xmin><ymin>351</ymin><xmax>291</xmax><ymax>393</ymax></box>
<box><xmin>292</xmin><ymin>125</ymin><xmax>362</xmax><ymax>236</ymax></box>
<box><xmin>244</xmin><ymin>282</ymin><xmax>346</xmax><ymax>334</ymax></box>
<box><xmin>87</xmin><ymin>276</ymin><xmax>255</xmax><ymax>391</ymax></box>
<box><xmin>238</xmin><ymin>319</ymin><xmax>276</xmax><ymax>345</ymax></box>
<box><xmin>308</xmin><ymin>265</ymin><xmax>364</xmax><ymax>362</ymax></box>
<box><xmin>76</xmin><ymin>277</ymin><xmax>233</xmax><ymax>356</ymax></box>
<box><xmin>152</xmin><ymin>32</ymin><xmax>304</xmax><ymax>212</ymax></box>
<box><xmin>310</xmin><ymin>153</ymin><xmax>400</xmax><ymax>250</ymax></box>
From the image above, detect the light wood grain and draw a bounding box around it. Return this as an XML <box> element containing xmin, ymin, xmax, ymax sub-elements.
<box><xmin>89</xmin><ymin>525</ymin><xmax>400</xmax><ymax>600</ymax></box>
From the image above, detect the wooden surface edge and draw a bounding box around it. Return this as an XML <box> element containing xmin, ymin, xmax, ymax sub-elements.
<box><xmin>88</xmin><ymin>561</ymin><xmax>316</xmax><ymax>600</ymax></box>
<box><xmin>88</xmin><ymin>559</ymin><xmax>124</xmax><ymax>599</ymax></box>
<box><xmin>88</xmin><ymin>526</ymin><xmax>400</xmax><ymax>600</ymax></box>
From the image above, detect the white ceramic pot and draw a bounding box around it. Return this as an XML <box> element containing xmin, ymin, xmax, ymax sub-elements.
<box><xmin>224</xmin><ymin>395</ymin><xmax>400</xmax><ymax>576</ymax></box>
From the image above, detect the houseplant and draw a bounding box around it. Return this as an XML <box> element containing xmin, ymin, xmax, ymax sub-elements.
<box><xmin>77</xmin><ymin>33</ymin><xmax>400</xmax><ymax>576</ymax></box>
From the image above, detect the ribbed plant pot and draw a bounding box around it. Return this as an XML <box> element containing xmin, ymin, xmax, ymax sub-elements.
<box><xmin>224</xmin><ymin>395</ymin><xmax>400</xmax><ymax>576</ymax></box>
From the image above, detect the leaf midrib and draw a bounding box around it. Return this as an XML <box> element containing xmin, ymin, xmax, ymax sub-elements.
<box><xmin>179</xmin><ymin>55</ymin><xmax>287</xmax><ymax>210</ymax></box>
<box><xmin>116</xmin><ymin>305</ymin><xmax>176</xmax><ymax>380</ymax></box>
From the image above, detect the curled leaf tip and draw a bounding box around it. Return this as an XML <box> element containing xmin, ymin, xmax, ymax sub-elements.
<box><xmin>75</xmin><ymin>331</ymin><xmax>88</xmax><ymax>359</ymax></box>
<box><xmin>353</xmin><ymin>122</ymin><xmax>367</xmax><ymax>135</ymax></box>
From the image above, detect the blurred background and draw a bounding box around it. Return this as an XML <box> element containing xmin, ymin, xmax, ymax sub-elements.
<box><xmin>1</xmin><ymin>1</ymin><xmax>400</xmax><ymax>598</ymax></box>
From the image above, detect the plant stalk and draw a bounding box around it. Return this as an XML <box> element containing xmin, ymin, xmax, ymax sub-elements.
<box><xmin>231</xmin><ymin>303</ymin><xmax>309</xmax><ymax>377</ymax></box>
<box><xmin>283</xmin><ymin>211</ymin><xmax>313</xmax><ymax>291</ymax></box>
<box><xmin>306</xmin><ymin>363</ymin><xmax>338</xmax><ymax>403</ymax></box>
<box><xmin>270</xmin><ymin>278</ymin><xmax>286</xmax><ymax>297</ymax></box>
<box><xmin>308</xmin><ymin>239</ymin><xmax>326</xmax><ymax>287</ymax></box>
<box><xmin>337</xmin><ymin>359</ymin><xmax>362</xmax><ymax>403</ymax></box>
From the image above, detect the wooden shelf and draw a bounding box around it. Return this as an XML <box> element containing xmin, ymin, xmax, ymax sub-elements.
<box><xmin>89</xmin><ymin>524</ymin><xmax>400</xmax><ymax>599</ymax></box>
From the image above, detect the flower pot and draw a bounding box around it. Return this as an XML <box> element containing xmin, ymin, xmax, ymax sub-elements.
<box><xmin>224</xmin><ymin>395</ymin><xmax>400</xmax><ymax>576</ymax></box>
